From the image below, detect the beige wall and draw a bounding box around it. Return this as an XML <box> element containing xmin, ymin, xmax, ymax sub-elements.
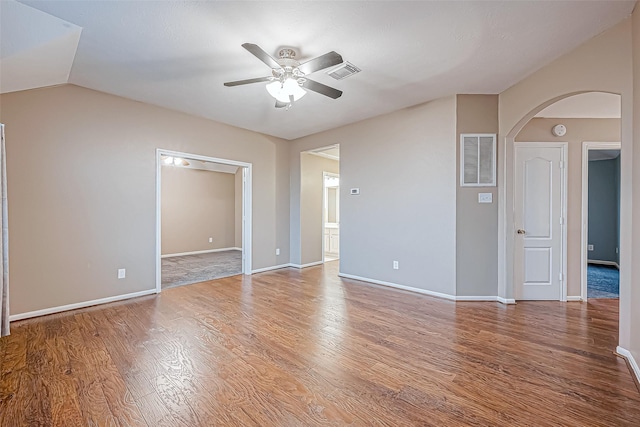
<box><xmin>498</xmin><ymin>17</ymin><xmax>634</xmax><ymax>352</ymax></box>
<box><xmin>0</xmin><ymin>84</ymin><xmax>290</xmax><ymax>316</ymax></box>
<box><xmin>456</xmin><ymin>95</ymin><xmax>499</xmax><ymax>296</ymax></box>
<box><xmin>300</xmin><ymin>153</ymin><xmax>339</xmax><ymax>265</ymax></box>
<box><xmin>291</xmin><ymin>96</ymin><xmax>457</xmax><ymax>296</ymax></box>
<box><xmin>516</xmin><ymin>118</ymin><xmax>621</xmax><ymax>297</ymax></box>
<box><xmin>161</xmin><ymin>167</ymin><xmax>236</xmax><ymax>255</ymax></box>
<box><xmin>630</xmin><ymin>4</ymin><xmax>640</xmax><ymax>367</ymax></box>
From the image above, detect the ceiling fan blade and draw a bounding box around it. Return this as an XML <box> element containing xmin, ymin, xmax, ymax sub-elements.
<box><xmin>275</xmin><ymin>100</ymin><xmax>288</xmax><ymax>108</ymax></box>
<box><xmin>302</xmin><ymin>78</ymin><xmax>343</xmax><ymax>99</ymax></box>
<box><xmin>224</xmin><ymin>76</ymin><xmax>272</xmax><ymax>87</ymax></box>
<box><xmin>242</xmin><ymin>43</ymin><xmax>281</xmax><ymax>69</ymax></box>
<box><xmin>298</xmin><ymin>51</ymin><xmax>343</xmax><ymax>75</ymax></box>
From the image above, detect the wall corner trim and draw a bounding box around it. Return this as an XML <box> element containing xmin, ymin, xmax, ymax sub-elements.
<box><xmin>9</xmin><ymin>289</ymin><xmax>157</xmax><ymax>322</ymax></box>
<box><xmin>616</xmin><ymin>346</ymin><xmax>640</xmax><ymax>385</ymax></box>
<box><xmin>497</xmin><ymin>296</ymin><xmax>517</xmax><ymax>305</ymax></box>
<box><xmin>338</xmin><ymin>273</ymin><xmax>457</xmax><ymax>301</ymax></box>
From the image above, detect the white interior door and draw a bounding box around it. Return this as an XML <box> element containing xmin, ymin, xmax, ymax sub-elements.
<box><xmin>514</xmin><ymin>144</ymin><xmax>566</xmax><ymax>300</ymax></box>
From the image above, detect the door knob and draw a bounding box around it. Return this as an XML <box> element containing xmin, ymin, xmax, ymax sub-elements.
<box><xmin>517</xmin><ymin>229</ymin><xmax>526</xmax><ymax>235</ymax></box>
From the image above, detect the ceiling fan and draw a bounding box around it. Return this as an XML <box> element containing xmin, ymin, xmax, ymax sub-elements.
<box><xmin>224</xmin><ymin>43</ymin><xmax>344</xmax><ymax>109</ymax></box>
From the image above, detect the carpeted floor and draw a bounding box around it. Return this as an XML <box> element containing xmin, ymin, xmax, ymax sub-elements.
<box><xmin>162</xmin><ymin>250</ymin><xmax>242</xmax><ymax>289</ymax></box>
<box><xmin>587</xmin><ymin>263</ymin><xmax>619</xmax><ymax>299</ymax></box>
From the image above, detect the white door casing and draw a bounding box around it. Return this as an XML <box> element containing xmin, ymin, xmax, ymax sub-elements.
<box><xmin>155</xmin><ymin>149</ymin><xmax>253</xmax><ymax>293</ymax></box>
<box><xmin>514</xmin><ymin>143</ymin><xmax>567</xmax><ymax>300</ymax></box>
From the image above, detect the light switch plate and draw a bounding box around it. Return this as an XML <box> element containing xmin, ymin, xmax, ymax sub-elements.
<box><xmin>478</xmin><ymin>193</ymin><xmax>493</xmax><ymax>203</ymax></box>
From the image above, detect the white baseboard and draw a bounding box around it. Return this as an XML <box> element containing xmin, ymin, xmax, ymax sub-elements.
<box><xmin>338</xmin><ymin>273</ymin><xmax>457</xmax><ymax>301</ymax></box>
<box><xmin>161</xmin><ymin>247</ymin><xmax>241</xmax><ymax>258</ymax></box>
<box><xmin>455</xmin><ymin>296</ymin><xmax>499</xmax><ymax>302</ymax></box>
<box><xmin>588</xmin><ymin>259</ymin><xmax>620</xmax><ymax>269</ymax></box>
<box><xmin>290</xmin><ymin>261</ymin><xmax>324</xmax><ymax>269</ymax></box>
<box><xmin>252</xmin><ymin>263</ymin><xmax>291</xmax><ymax>274</ymax></box>
<box><xmin>616</xmin><ymin>346</ymin><xmax>640</xmax><ymax>384</ymax></box>
<box><xmin>9</xmin><ymin>288</ymin><xmax>157</xmax><ymax>322</ymax></box>
<box><xmin>497</xmin><ymin>297</ymin><xmax>516</xmax><ymax>305</ymax></box>
<box><xmin>566</xmin><ymin>296</ymin><xmax>583</xmax><ymax>302</ymax></box>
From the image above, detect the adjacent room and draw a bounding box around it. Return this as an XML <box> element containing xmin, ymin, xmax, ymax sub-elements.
<box><xmin>1</xmin><ymin>1</ymin><xmax>640</xmax><ymax>426</ymax></box>
<box><xmin>587</xmin><ymin>148</ymin><xmax>621</xmax><ymax>298</ymax></box>
<box><xmin>160</xmin><ymin>155</ymin><xmax>244</xmax><ymax>289</ymax></box>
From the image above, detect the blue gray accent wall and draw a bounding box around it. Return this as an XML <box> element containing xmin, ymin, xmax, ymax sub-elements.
<box><xmin>588</xmin><ymin>156</ymin><xmax>621</xmax><ymax>264</ymax></box>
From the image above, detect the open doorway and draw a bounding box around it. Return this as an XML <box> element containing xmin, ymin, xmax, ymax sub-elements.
<box><xmin>155</xmin><ymin>150</ymin><xmax>252</xmax><ymax>292</ymax></box>
<box><xmin>513</xmin><ymin>92</ymin><xmax>621</xmax><ymax>302</ymax></box>
<box><xmin>301</xmin><ymin>144</ymin><xmax>339</xmax><ymax>267</ymax></box>
<box><xmin>582</xmin><ymin>143</ymin><xmax>621</xmax><ymax>300</ymax></box>
<box><xmin>323</xmin><ymin>172</ymin><xmax>340</xmax><ymax>262</ymax></box>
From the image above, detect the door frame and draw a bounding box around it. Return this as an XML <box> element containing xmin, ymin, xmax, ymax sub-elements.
<box><xmin>321</xmin><ymin>171</ymin><xmax>340</xmax><ymax>263</ymax></box>
<box><xmin>155</xmin><ymin>149</ymin><xmax>253</xmax><ymax>293</ymax></box>
<box><xmin>514</xmin><ymin>142</ymin><xmax>568</xmax><ymax>301</ymax></box>
<box><xmin>580</xmin><ymin>141</ymin><xmax>621</xmax><ymax>301</ymax></box>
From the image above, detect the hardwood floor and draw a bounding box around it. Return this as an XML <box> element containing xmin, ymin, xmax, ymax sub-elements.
<box><xmin>1</xmin><ymin>261</ymin><xmax>638</xmax><ymax>426</ymax></box>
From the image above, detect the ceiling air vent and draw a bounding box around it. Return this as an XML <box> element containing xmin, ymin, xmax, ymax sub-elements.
<box><xmin>327</xmin><ymin>62</ymin><xmax>361</xmax><ymax>80</ymax></box>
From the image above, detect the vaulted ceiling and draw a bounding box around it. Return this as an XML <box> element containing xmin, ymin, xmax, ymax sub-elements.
<box><xmin>0</xmin><ymin>1</ymin><xmax>635</xmax><ymax>139</ymax></box>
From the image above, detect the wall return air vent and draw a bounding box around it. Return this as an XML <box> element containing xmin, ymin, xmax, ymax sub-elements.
<box><xmin>327</xmin><ymin>62</ymin><xmax>361</xmax><ymax>80</ymax></box>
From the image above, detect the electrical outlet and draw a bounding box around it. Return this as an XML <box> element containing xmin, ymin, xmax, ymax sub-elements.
<box><xmin>393</xmin><ymin>261</ymin><xmax>399</xmax><ymax>270</ymax></box>
<box><xmin>276</xmin><ymin>248</ymin><xmax>280</xmax><ymax>256</ymax></box>
<box><xmin>616</xmin><ymin>247</ymin><xmax>619</xmax><ymax>254</ymax></box>
<box><xmin>209</xmin><ymin>237</ymin><xmax>213</xmax><ymax>243</ymax></box>
<box><xmin>588</xmin><ymin>244</ymin><xmax>594</xmax><ymax>251</ymax></box>
<box><xmin>118</xmin><ymin>268</ymin><xmax>126</xmax><ymax>279</ymax></box>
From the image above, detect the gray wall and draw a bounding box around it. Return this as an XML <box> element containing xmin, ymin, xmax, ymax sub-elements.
<box><xmin>588</xmin><ymin>157</ymin><xmax>620</xmax><ymax>264</ymax></box>
<box><xmin>291</xmin><ymin>97</ymin><xmax>457</xmax><ymax>296</ymax></box>
<box><xmin>455</xmin><ymin>95</ymin><xmax>499</xmax><ymax>297</ymax></box>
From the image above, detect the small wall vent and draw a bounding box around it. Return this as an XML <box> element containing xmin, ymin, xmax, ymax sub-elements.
<box><xmin>327</xmin><ymin>62</ymin><xmax>361</xmax><ymax>80</ymax></box>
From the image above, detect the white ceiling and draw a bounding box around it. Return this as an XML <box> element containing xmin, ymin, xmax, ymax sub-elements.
<box><xmin>535</xmin><ymin>92</ymin><xmax>621</xmax><ymax>119</ymax></box>
<box><xmin>1</xmin><ymin>1</ymin><xmax>635</xmax><ymax>140</ymax></box>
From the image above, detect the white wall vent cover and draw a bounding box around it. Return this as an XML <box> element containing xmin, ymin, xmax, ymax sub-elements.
<box><xmin>460</xmin><ymin>134</ymin><xmax>496</xmax><ymax>187</ymax></box>
<box><xmin>327</xmin><ymin>62</ymin><xmax>361</xmax><ymax>80</ymax></box>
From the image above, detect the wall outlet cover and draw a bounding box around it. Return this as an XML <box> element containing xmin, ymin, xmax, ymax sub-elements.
<box><xmin>118</xmin><ymin>268</ymin><xmax>126</xmax><ymax>279</ymax></box>
<box><xmin>350</xmin><ymin>188</ymin><xmax>360</xmax><ymax>195</ymax></box>
<box><xmin>588</xmin><ymin>244</ymin><xmax>594</xmax><ymax>251</ymax></box>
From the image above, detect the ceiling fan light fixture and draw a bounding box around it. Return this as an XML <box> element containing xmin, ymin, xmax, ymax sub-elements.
<box><xmin>266</xmin><ymin>78</ymin><xmax>306</xmax><ymax>103</ymax></box>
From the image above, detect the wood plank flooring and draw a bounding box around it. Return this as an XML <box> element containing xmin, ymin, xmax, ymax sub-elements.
<box><xmin>1</xmin><ymin>261</ymin><xmax>638</xmax><ymax>426</ymax></box>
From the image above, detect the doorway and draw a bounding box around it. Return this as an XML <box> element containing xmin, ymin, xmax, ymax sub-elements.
<box><xmin>514</xmin><ymin>142</ymin><xmax>568</xmax><ymax>300</ymax></box>
<box><xmin>301</xmin><ymin>144</ymin><xmax>339</xmax><ymax>267</ymax></box>
<box><xmin>155</xmin><ymin>149</ymin><xmax>252</xmax><ymax>292</ymax></box>
<box><xmin>323</xmin><ymin>172</ymin><xmax>340</xmax><ymax>262</ymax></box>
<box><xmin>581</xmin><ymin>142</ymin><xmax>621</xmax><ymax>300</ymax></box>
